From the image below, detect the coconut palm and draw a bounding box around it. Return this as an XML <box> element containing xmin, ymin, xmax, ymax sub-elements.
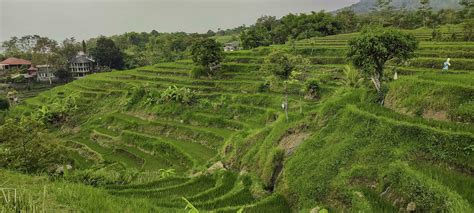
<box><xmin>341</xmin><ymin>65</ymin><xmax>364</xmax><ymax>88</ymax></box>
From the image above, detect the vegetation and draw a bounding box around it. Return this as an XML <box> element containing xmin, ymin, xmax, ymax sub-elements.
<box><xmin>0</xmin><ymin>3</ymin><xmax>473</xmax><ymax>212</ymax></box>
<box><xmin>347</xmin><ymin>27</ymin><xmax>418</xmax><ymax>102</ymax></box>
<box><xmin>90</xmin><ymin>37</ymin><xmax>125</xmax><ymax>70</ymax></box>
<box><xmin>191</xmin><ymin>38</ymin><xmax>224</xmax><ymax>78</ymax></box>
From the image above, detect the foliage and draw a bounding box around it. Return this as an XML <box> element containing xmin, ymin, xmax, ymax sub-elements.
<box><xmin>190</xmin><ymin>66</ymin><xmax>210</xmax><ymax>79</ymax></box>
<box><xmin>0</xmin><ymin>117</ymin><xmax>66</xmax><ymax>173</ymax></box>
<box><xmin>304</xmin><ymin>79</ymin><xmax>321</xmax><ymax>100</ymax></box>
<box><xmin>341</xmin><ymin>65</ymin><xmax>364</xmax><ymax>88</ymax></box>
<box><xmin>240</xmin><ymin>27</ymin><xmax>272</xmax><ymax>49</ymax></box>
<box><xmin>0</xmin><ymin>97</ymin><xmax>9</xmax><ymax>110</ymax></box>
<box><xmin>33</xmin><ymin>93</ymin><xmax>79</xmax><ymax>125</ymax></box>
<box><xmin>90</xmin><ymin>37</ymin><xmax>124</xmax><ymax>69</ymax></box>
<box><xmin>54</xmin><ymin>68</ymin><xmax>72</xmax><ymax>82</ymax></box>
<box><xmin>347</xmin><ymin>27</ymin><xmax>418</xmax><ymax>94</ymax></box>
<box><xmin>463</xmin><ymin>18</ymin><xmax>474</xmax><ymax>41</ymax></box>
<box><xmin>65</xmin><ymin>168</ymin><xmax>138</xmax><ymax>186</ymax></box>
<box><xmin>182</xmin><ymin>197</ymin><xmax>199</xmax><ymax>213</ymax></box>
<box><xmin>191</xmin><ymin>39</ymin><xmax>223</xmax><ymax>77</ymax></box>
<box><xmin>158</xmin><ymin>168</ymin><xmax>176</xmax><ymax>178</ymax></box>
<box><xmin>158</xmin><ymin>86</ymin><xmax>197</xmax><ymax>105</ymax></box>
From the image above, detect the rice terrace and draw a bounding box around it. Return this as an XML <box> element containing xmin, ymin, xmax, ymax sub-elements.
<box><xmin>0</xmin><ymin>0</ymin><xmax>473</xmax><ymax>212</ymax></box>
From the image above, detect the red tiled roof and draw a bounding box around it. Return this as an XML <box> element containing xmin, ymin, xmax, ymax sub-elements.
<box><xmin>0</xmin><ymin>57</ymin><xmax>32</xmax><ymax>65</ymax></box>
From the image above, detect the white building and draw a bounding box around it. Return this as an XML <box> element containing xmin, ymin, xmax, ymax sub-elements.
<box><xmin>69</xmin><ymin>51</ymin><xmax>96</xmax><ymax>78</ymax></box>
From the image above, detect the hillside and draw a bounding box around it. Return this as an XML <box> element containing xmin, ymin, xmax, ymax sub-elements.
<box><xmin>342</xmin><ymin>0</ymin><xmax>462</xmax><ymax>13</ymax></box>
<box><xmin>2</xmin><ymin>25</ymin><xmax>473</xmax><ymax>212</ymax></box>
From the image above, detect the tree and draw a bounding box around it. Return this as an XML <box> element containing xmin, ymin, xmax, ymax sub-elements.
<box><xmin>260</xmin><ymin>50</ymin><xmax>310</xmax><ymax>121</ymax></box>
<box><xmin>82</xmin><ymin>40</ymin><xmax>87</xmax><ymax>53</ymax></box>
<box><xmin>91</xmin><ymin>37</ymin><xmax>124</xmax><ymax>69</ymax></box>
<box><xmin>55</xmin><ymin>68</ymin><xmax>72</xmax><ymax>82</ymax></box>
<box><xmin>0</xmin><ymin>117</ymin><xmax>66</xmax><ymax>173</ymax></box>
<box><xmin>240</xmin><ymin>27</ymin><xmax>272</xmax><ymax>49</ymax></box>
<box><xmin>191</xmin><ymin>38</ymin><xmax>223</xmax><ymax>77</ymax></box>
<box><xmin>206</xmin><ymin>30</ymin><xmax>216</xmax><ymax>37</ymax></box>
<box><xmin>336</xmin><ymin>9</ymin><xmax>359</xmax><ymax>33</ymax></box>
<box><xmin>347</xmin><ymin>27</ymin><xmax>418</xmax><ymax>103</ymax></box>
<box><xmin>460</xmin><ymin>0</ymin><xmax>474</xmax><ymax>19</ymax></box>
<box><xmin>463</xmin><ymin>18</ymin><xmax>474</xmax><ymax>41</ymax></box>
<box><xmin>419</xmin><ymin>0</ymin><xmax>432</xmax><ymax>27</ymax></box>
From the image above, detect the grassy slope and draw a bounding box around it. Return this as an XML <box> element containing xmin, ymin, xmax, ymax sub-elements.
<box><xmin>3</xmin><ymin>25</ymin><xmax>473</xmax><ymax>212</ymax></box>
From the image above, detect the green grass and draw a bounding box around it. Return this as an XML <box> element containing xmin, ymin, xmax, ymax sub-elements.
<box><xmin>4</xmin><ymin>24</ymin><xmax>473</xmax><ymax>212</ymax></box>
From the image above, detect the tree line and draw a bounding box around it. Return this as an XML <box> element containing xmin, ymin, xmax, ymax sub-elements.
<box><xmin>239</xmin><ymin>0</ymin><xmax>474</xmax><ymax>49</ymax></box>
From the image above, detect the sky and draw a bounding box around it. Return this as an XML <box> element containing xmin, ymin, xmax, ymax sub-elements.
<box><xmin>0</xmin><ymin>0</ymin><xmax>359</xmax><ymax>42</ymax></box>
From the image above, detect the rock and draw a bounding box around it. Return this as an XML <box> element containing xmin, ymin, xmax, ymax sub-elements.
<box><xmin>407</xmin><ymin>202</ymin><xmax>416</xmax><ymax>212</ymax></box>
<box><xmin>310</xmin><ymin>207</ymin><xmax>320</xmax><ymax>213</ymax></box>
<box><xmin>207</xmin><ymin>161</ymin><xmax>226</xmax><ymax>173</ymax></box>
<box><xmin>191</xmin><ymin>172</ymin><xmax>202</xmax><ymax>177</ymax></box>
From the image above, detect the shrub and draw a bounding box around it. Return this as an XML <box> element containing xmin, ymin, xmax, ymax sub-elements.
<box><xmin>0</xmin><ymin>97</ymin><xmax>9</xmax><ymax>110</ymax></box>
<box><xmin>190</xmin><ymin>66</ymin><xmax>208</xmax><ymax>79</ymax></box>
<box><xmin>158</xmin><ymin>85</ymin><xmax>197</xmax><ymax>105</ymax></box>
<box><xmin>33</xmin><ymin>93</ymin><xmax>80</xmax><ymax>125</ymax></box>
<box><xmin>304</xmin><ymin>79</ymin><xmax>320</xmax><ymax>100</ymax></box>
<box><xmin>125</xmin><ymin>86</ymin><xmax>146</xmax><ymax>107</ymax></box>
<box><xmin>0</xmin><ymin>117</ymin><xmax>66</xmax><ymax>174</ymax></box>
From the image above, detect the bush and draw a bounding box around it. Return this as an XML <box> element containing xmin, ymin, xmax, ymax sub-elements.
<box><xmin>0</xmin><ymin>117</ymin><xmax>66</xmax><ymax>174</ymax></box>
<box><xmin>190</xmin><ymin>66</ymin><xmax>208</xmax><ymax>79</ymax></box>
<box><xmin>158</xmin><ymin>85</ymin><xmax>197</xmax><ymax>105</ymax></box>
<box><xmin>304</xmin><ymin>79</ymin><xmax>320</xmax><ymax>100</ymax></box>
<box><xmin>0</xmin><ymin>97</ymin><xmax>9</xmax><ymax>110</ymax></box>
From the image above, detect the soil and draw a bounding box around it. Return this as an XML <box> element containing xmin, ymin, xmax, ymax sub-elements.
<box><xmin>278</xmin><ymin>129</ymin><xmax>311</xmax><ymax>156</ymax></box>
<box><xmin>422</xmin><ymin>109</ymin><xmax>448</xmax><ymax>121</ymax></box>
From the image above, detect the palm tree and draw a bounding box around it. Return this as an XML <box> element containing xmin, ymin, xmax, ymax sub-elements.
<box><xmin>341</xmin><ymin>65</ymin><xmax>364</xmax><ymax>88</ymax></box>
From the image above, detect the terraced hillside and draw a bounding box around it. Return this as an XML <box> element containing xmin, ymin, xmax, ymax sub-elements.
<box><xmin>7</xmin><ymin>26</ymin><xmax>473</xmax><ymax>212</ymax></box>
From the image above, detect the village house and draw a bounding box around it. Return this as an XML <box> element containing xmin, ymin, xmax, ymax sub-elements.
<box><xmin>37</xmin><ymin>65</ymin><xmax>58</xmax><ymax>83</ymax></box>
<box><xmin>0</xmin><ymin>57</ymin><xmax>32</xmax><ymax>71</ymax></box>
<box><xmin>223</xmin><ymin>42</ymin><xmax>240</xmax><ymax>52</ymax></box>
<box><xmin>69</xmin><ymin>51</ymin><xmax>96</xmax><ymax>78</ymax></box>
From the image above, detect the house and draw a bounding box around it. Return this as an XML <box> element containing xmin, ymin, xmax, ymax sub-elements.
<box><xmin>37</xmin><ymin>65</ymin><xmax>57</xmax><ymax>83</ymax></box>
<box><xmin>0</xmin><ymin>57</ymin><xmax>32</xmax><ymax>71</ymax></box>
<box><xmin>69</xmin><ymin>51</ymin><xmax>96</xmax><ymax>78</ymax></box>
<box><xmin>224</xmin><ymin>42</ymin><xmax>239</xmax><ymax>52</ymax></box>
<box><xmin>24</xmin><ymin>66</ymin><xmax>38</xmax><ymax>80</ymax></box>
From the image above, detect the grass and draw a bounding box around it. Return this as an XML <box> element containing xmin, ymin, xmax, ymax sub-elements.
<box><xmin>3</xmin><ymin>24</ymin><xmax>473</xmax><ymax>212</ymax></box>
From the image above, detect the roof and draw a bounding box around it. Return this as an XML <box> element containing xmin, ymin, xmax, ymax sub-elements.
<box><xmin>27</xmin><ymin>66</ymin><xmax>38</xmax><ymax>71</ymax></box>
<box><xmin>0</xmin><ymin>57</ymin><xmax>32</xmax><ymax>65</ymax></box>
<box><xmin>69</xmin><ymin>52</ymin><xmax>95</xmax><ymax>64</ymax></box>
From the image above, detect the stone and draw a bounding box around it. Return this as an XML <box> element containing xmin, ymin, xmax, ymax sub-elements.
<box><xmin>310</xmin><ymin>207</ymin><xmax>320</xmax><ymax>213</ymax></box>
<box><xmin>207</xmin><ymin>161</ymin><xmax>226</xmax><ymax>173</ymax></box>
<box><xmin>406</xmin><ymin>202</ymin><xmax>416</xmax><ymax>212</ymax></box>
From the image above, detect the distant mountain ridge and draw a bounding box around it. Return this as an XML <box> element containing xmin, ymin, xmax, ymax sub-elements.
<box><xmin>341</xmin><ymin>0</ymin><xmax>463</xmax><ymax>13</ymax></box>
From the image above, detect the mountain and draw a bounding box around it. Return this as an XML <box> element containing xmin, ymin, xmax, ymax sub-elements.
<box><xmin>341</xmin><ymin>0</ymin><xmax>463</xmax><ymax>13</ymax></box>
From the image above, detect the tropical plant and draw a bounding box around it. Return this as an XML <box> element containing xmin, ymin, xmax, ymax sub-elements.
<box><xmin>158</xmin><ymin>169</ymin><xmax>176</xmax><ymax>178</ymax></box>
<box><xmin>159</xmin><ymin>86</ymin><xmax>197</xmax><ymax>105</ymax></box>
<box><xmin>182</xmin><ymin>197</ymin><xmax>199</xmax><ymax>213</ymax></box>
<box><xmin>341</xmin><ymin>65</ymin><xmax>364</xmax><ymax>88</ymax></box>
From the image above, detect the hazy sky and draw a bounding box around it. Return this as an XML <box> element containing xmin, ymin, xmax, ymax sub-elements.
<box><xmin>0</xmin><ymin>0</ymin><xmax>359</xmax><ymax>42</ymax></box>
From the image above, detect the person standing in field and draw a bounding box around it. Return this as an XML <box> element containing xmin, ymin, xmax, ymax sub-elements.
<box><xmin>443</xmin><ymin>58</ymin><xmax>451</xmax><ymax>72</ymax></box>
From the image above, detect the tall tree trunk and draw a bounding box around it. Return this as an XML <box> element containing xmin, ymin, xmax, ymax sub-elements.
<box><xmin>284</xmin><ymin>84</ymin><xmax>289</xmax><ymax>122</ymax></box>
<box><xmin>371</xmin><ymin>70</ymin><xmax>385</xmax><ymax>105</ymax></box>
